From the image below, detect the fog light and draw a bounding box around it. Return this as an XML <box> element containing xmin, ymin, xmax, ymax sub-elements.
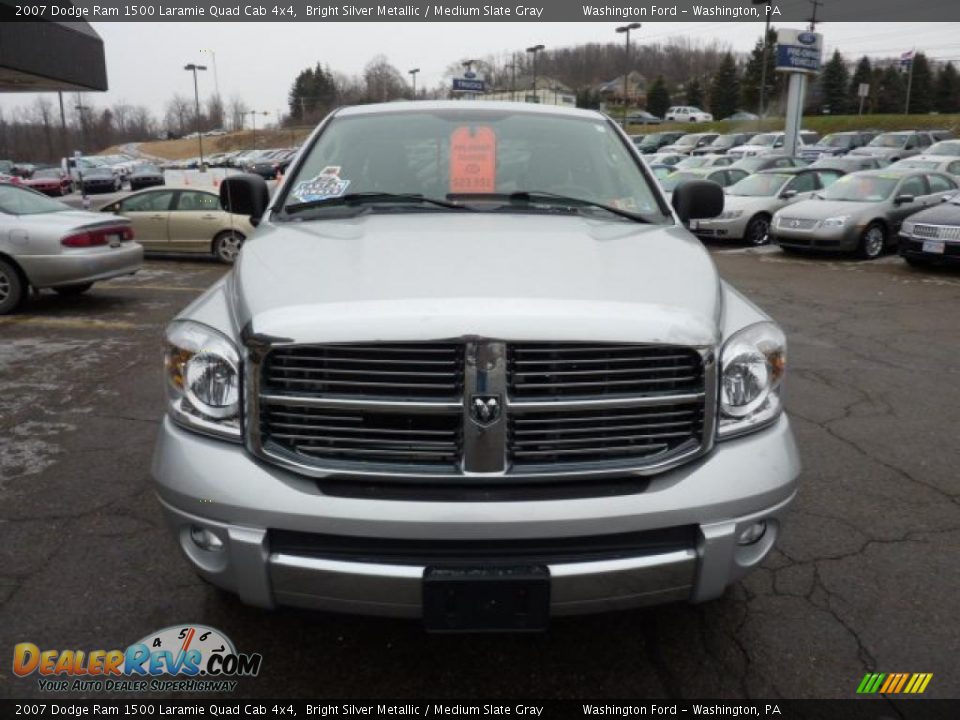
<box><xmin>190</xmin><ymin>525</ymin><xmax>224</xmax><ymax>552</ymax></box>
<box><xmin>737</xmin><ymin>521</ymin><xmax>767</xmax><ymax>546</ymax></box>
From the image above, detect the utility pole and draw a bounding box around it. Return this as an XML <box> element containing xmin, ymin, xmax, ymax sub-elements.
<box><xmin>752</xmin><ymin>0</ymin><xmax>772</xmax><ymax>124</ymax></box>
<box><xmin>246</xmin><ymin>110</ymin><xmax>268</xmax><ymax>149</ymax></box>
<box><xmin>807</xmin><ymin>0</ymin><xmax>823</xmax><ymax>30</ymax></box>
<box><xmin>408</xmin><ymin>68</ymin><xmax>420</xmax><ymax>100</ymax></box>
<box><xmin>526</xmin><ymin>44</ymin><xmax>545</xmax><ymax>103</ymax></box>
<box><xmin>74</xmin><ymin>94</ymin><xmax>87</xmax><ymax>153</ymax></box>
<box><xmin>57</xmin><ymin>91</ymin><xmax>67</xmax><ymax>157</ymax></box>
<box><xmin>904</xmin><ymin>50</ymin><xmax>916</xmax><ymax>114</ymax></box>
<box><xmin>184</xmin><ymin>63</ymin><xmax>207</xmax><ymax>169</ymax></box>
<box><xmin>200</xmin><ymin>49</ymin><xmax>220</xmax><ymax>98</ymax></box>
<box><xmin>616</xmin><ymin>23</ymin><xmax>641</xmax><ymax>128</ymax></box>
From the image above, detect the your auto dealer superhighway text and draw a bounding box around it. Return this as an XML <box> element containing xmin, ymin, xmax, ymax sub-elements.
<box><xmin>307</xmin><ymin>705</ymin><xmax>544</xmax><ymax>716</ymax></box>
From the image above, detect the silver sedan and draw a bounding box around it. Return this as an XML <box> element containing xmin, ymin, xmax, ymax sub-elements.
<box><xmin>0</xmin><ymin>183</ymin><xmax>143</xmax><ymax>314</ymax></box>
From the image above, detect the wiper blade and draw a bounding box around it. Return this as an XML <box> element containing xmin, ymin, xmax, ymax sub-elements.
<box><xmin>285</xmin><ymin>192</ymin><xmax>472</xmax><ymax>215</ymax></box>
<box><xmin>448</xmin><ymin>191</ymin><xmax>650</xmax><ymax>223</ymax></box>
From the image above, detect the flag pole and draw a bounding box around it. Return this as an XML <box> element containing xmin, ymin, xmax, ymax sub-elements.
<box><xmin>904</xmin><ymin>49</ymin><xmax>915</xmax><ymax>115</ymax></box>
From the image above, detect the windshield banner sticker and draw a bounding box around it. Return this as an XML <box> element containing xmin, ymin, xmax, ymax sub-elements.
<box><xmin>291</xmin><ymin>166</ymin><xmax>350</xmax><ymax>202</ymax></box>
<box><xmin>450</xmin><ymin>126</ymin><xmax>496</xmax><ymax>194</ymax></box>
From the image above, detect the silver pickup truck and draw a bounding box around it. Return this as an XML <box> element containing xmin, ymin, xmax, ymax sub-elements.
<box><xmin>151</xmin><ymin>101</ymin><xmax>800</xmax><ymax>632</ymax></box>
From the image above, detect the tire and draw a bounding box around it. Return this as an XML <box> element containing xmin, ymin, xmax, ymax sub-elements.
<box><xmin>53</xmin><ymin>283</ymin><xmax>93</xmax><ymax>296</ymax></box>
<box><xmin>0</xmin><ymin>258</ymin><xmax>26</xmax><ymax>315</ymax></box>
<box><xmin>858</xmin><ymin>222</ymin><xmax>887</xmax><ymax>260</ymax></box>
<box><xmin>744</xmin><ymin>214</ymin><xmax>771</xmax><ymax>246</ymax></box>
<box><xmin>212</xmin><ymin>231</ymin><xmax>245</xmax><ymax>264</ymax></box>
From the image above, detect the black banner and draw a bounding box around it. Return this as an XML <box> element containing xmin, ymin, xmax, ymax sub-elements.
<box><xmin>1</xmin><ymin>0</ymin><xmax>959</xmax><ymax>22</ymax></box>
<box><xmin>1</xmin><ymin>700</ymin><xmax>960</xmax><ymax>719</ymax></box>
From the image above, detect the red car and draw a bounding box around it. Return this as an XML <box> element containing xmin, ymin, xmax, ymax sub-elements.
<box><xmin>22</xmin><ymin>168</ymin><xmax>72</xmax><ymax>196</ymax></box>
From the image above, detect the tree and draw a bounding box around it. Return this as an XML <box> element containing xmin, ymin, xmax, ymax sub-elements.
<box><xmin>819</xmin><ymin>50</ymin><xmax>850</xmax><ymax>115</ymax></box>
<box><xmin>849</xmin><ymin>56</ymin><xmax>873</xmax><ymax>112</ymax></box>
<box><xmin>685</xmin><ymin>78</ymin><xmax>704</xmax><ymax>108</ymax></box>
<box><xmin>363</xmin><ymin>55</ymin><xmax>406</xmax><ymax>103</ymax></box>
<box><xmin>164</xmin><ymin>93</ymin><xmax>191</xmax><ymax>137</ymax></box>
<box><xmin>935</xmin><ymin>62</ymin><xmax>960</xmax><ymax>114</ymax></box>
<box><xmin>227</xmin><ymin>96</ymin><xmax>249</xmax><ymax>132</ymax></box>
<box><xmin>874</xmin><ymin>66</ymin><xmax>905</xmax><ymax>114</ymax></box>
<box><xmin>287</xmin><ymin>63</ymin><xmax>338</xmax><ymax>124</ymax></box>
<box><xmin>647</xmin><ymin>76</ymin><xmax>670</xmax><ymax>118</ymax></box>
<box><xmin>906</xmin><ymin>52</ymin><xmax>934</xmax><ymax>114</ymax></box>
<box><xmin>741</xmin><ymin>27</ymin><xmax>780</xmax><ymax>116</ymax></box>
<box><xmin>206</xmin><ymin>95</ymin><xmax>225</xmax><ymax>130</ymax></box>
<box><xmin>709</xmin><ymin>52</ymin><xmax>740</xmax><ymax>120</ymax></box>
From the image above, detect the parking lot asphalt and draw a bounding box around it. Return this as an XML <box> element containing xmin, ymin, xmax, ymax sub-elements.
<box><xmin>0</xmin><ymin>247</ymin><xmax>958</xmax><ymax>700</ymax></box>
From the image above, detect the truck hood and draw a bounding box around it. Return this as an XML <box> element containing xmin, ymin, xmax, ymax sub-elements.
<box><xmin>775</xmin><ymin>198</ymin><xmax>878</xmax><ymax>220</ymax></box>
<box><xmin>230</xmin><ymin>213</ymin><xmax>722</xmax><ymax>347</ymax></box>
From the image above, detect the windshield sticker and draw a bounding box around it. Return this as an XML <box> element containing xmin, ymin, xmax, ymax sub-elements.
<box><xmin>291</xmin><ymin>166</ymin><xmax>350</xmax><ymax>203</ymax></box>
<box><xmin>449</xmin><ymin>126</ymin><xmax>496</xmax><ymax>194</ymax></box>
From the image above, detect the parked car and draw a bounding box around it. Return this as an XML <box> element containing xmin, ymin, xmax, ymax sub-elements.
<box><xmin>0</xmin><ymin>183</ymin><xmax>142</xmax><ymax>314</ymax></box>
<box><xmin>693</xmin><ymin>167</ymin><xmax>846</xmax><ymax>246</ymax></box>
<box><xmin>770</xmin><ymin>169</ymin><xmax>959</xmax><ymax>259</ymax></box>
<box><xmin>625</xmin><ymin>111</ymin><xmax>662</xmax><ymax>126</ymax></box>
<box><xmin>928</xmin><ymin>129</ymin><xmax>956</xmax><ymax>142</ymax></box>
<box><xmin>634</xmin><ymin>131</ymin><xmax>686</xmax><ymax>154</ymax></box>
<box><xmin>100</xmin><ymin>187</ymin><xmax>254</xmax><ymax>264</ymax></box>
<box><xmin>0</xmin><ymin>160</ymin><xmax>14</xmax><ymax>174</ymax></box>
<box><xmin>798</xmin><ymin>131</ymin><xmax>876</xmax><ymax>162</ymax></box>
<box><xmin>888</xmin><ymin>156</ymin><xmax>960</xmax><ymax>177</ymax></box>
<box><xmin>11</xmin><ymin>162</ymin><xmax>38</xmax><ymax>179</ymax></box>
<box><xmin>659</xmin><ymin>167</ymin><xmax>749</xmax><ymax>198</ymax></box>
<box><xmin>659</xmin><ymin>133</ymin><xmax>720</xmax><ymax>156</ymax></box>
<box><xmin>646</xmin><ymin>153</ymin><xmax>686</xmax><ymax>167</ymax></box>
<box><xmin>724</xmin><ymin>111</ymin><xmax>760</xmax><ymax>122</ymax></box>
<box><xmin>629</xmin><ymin>134</ymin><xmax>646</xmax><ymax>148</ymax></box>
<box><xmin>848</xmin><ymin>131</ymin><xmax>934</xmax><ymax>164</ymax></box>
<box><xmin>80</xmin><ymin>166</ymin><xmax>122</xmax><ymax>194</ymax></box>
<box><xmin>128</xmin><ymin>164</ymin><xmax>166</xmax><ymax>191</ymax></box>
<box><xmin>898</xmin><ymin>193</ymin><xmax>960</xmax><ymax>268</ymax></box>
<box><xmin>692</xmin><ymin>133</ymin><xmax>756</xmax><ymax>156</ymax></box>
<box><xmin>665</xmin><ymin>106</ymin><xmax>713</xmax><ymax>123</ymax></box>
<box><xmin>926</xmin><ymin>140</ymin><xmax>960</xmax><ymax>158</ymax></box>
<box><xmin>675</xmin><ymin>154</ymin><xmax>735</xmax><ymax>170</ymax></box>
<box><xmin>809</xmin><ymin>156</ymin><xmax>884</xmax><ymax>173</ymax></box>
<box><xmin>151</xmin><ymin>101</ymin><xmax>799</xmax><ymax>627</ymax></box>
<box><xmin>22</xmin><ymin>168</ymin><xmax>73</xmax><ymax>196</ymax></box>
<box><xmin>727</xmin><ymin>131</ymin><xmax>820</xmax><ymax>160</ymax></box>
<box><xmin>731</xmin><ymin>156</ymin><xmax>810</xmax><ymax>173</ymax></box>
<box><xmin>244</xmin><ymin>153</ymin><xmax>287</xmax><ymax>180</ymax></box>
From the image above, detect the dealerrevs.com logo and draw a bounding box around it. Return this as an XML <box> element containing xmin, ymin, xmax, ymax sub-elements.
<box><xmin>13</xmin><ymin>624</ymin><xmax>262</xmax><ymax>693</ymax></box>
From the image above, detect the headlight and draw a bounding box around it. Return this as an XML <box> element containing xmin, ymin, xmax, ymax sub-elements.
<box><xmin>718</xmin><ymin>322</ymin><xmax>786</xmax><ymax>439</ymax></box>
<box><xmin>901</xmin><ymin>221</ymin><xmax>915</xmax><ymax>235</ymax></box>
<box><xmin>821</xmin><ymin>216</ymin><xmax>848</xmax><ymax>228</ymax></box>
<box><xmin>165</xmin><ymin>320</ymin><xmax>242</xmax><ymax>440</ymax></box>
<box><xmin>719</xmin><ymin>209</ymin><xmax>744</xmax><ymax>220</ymax></box>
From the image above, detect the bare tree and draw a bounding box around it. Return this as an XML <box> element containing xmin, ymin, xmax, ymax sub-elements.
<box><xmin>164</xmin><ymin>93</ymin><xmax>191</xmax><ymax>137</ymax></box>
<box><xmin>363</xmin><ymin>55</ymin><xmax>406</xmax><ymax>103</ymax></box>
<box><xmin>227</xmin><ymin>95</ymin><xmax>249</xmax><ymax>132</ymax></box>
<box><xmin>206</xmin><ymin>95</ymin><xmax>225</xmax><ymax>130</ymax></box>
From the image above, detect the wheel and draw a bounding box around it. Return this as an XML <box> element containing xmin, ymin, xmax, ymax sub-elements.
<box><xmin>53</xmin><ymin>283</ymin><xmax>93</xmax><ymax>296</ymax></box>
<box><xmin>744</xmin><ymin>214</ymin><xmax>771</xmax><ymax>246</ymax></box>
<box><xmin>212</xmin><ymin>231</ymin><xmax>245</xmax><ymax>264</ymax></box>
<box><xmin>858</xmin><ymin>222</ymin><xmax>887</xmax><ymax>260</ymax></box>
<box><xmin>0</xmin><ymin>258</ymin><xmax>26</xmax><ymax>315</ymax></box>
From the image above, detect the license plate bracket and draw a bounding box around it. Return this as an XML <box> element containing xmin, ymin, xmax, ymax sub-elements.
<box><xmin>922</xmin><ymin>239</ymin><xmax>945</xmax><ymax>254</ymax></box>
<box><xmin>423</xmin><ymin>565</ymin><xmax>550</xmax><ymax>633</ymax></box>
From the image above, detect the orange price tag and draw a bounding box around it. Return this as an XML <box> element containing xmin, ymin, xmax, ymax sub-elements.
<box><xmin>449</xmin><ymin>126</ymin><xmax>496</xmax><ymax>194</ymax></box>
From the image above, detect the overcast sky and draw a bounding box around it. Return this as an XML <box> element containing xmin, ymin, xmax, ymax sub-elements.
<box><xmin>2</xmin><ymin>21</ymin><xmax>958</xmax><ymax>123</ymax></box>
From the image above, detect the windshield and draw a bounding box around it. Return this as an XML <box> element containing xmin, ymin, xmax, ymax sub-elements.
<box><xmin>929</xmin><ymin>141</ymin><xmax>960</xmax><ymax>157</ymax></box>
<box><xmin>820</xmin><ymin>174</ymin><xmax>898</xmax><ymax>202</ymax></box>
<box><xmin>869</xmin><ymin>134</ymin><xmax>909</xmax><ymax>148</ymax></box>
<box><xmin>710</xmin><ymin>136</ymin><xmax>738</xmax><ymax>148</ymax></box>
<box><xmin>727</xmin><ymin>173</ymin><xmax>791</xmax><ymax>197</ymax></box>
<box><xmin>674</xmin><ymin>135</ymin><xmax>700</xmax><ymax>147</ymax></box>
<box><xmin>283</xmin><ymin>108</ymin><xmax>669</xmax><ymax>222</ymax></box>
<box><xmin>820</xmin><ymin>134</ymin><xmax>852</xmax><ymax>147</ymax></box>
<box><xmin>748</xmin><ymin>134</ymin><xmax>777</xmax><ymax>147</ymax></box>
<box><xmin>138</xmin><ymin>165</ymin><xmax>161</xmax><ymax>174</ymax></box>
<box><xmin>0</xmin><ymin>185</ymin><xmax>70</xmax><ymax>215</ymax></box>
<box><xmin>85</xmin><ymin>167</ymin><xmax>113</xmax><ymax>177</ymax></box>
<box><xmin>676</xmin><ymin>157</ymin><xmax>709</xmax><ymax>170</ymax></box>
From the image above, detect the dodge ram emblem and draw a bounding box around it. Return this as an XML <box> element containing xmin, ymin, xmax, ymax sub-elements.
<box><xmin>470</xmin><ymin>394</ymin><xmax>501</xmax><ymax>425</ymax></box>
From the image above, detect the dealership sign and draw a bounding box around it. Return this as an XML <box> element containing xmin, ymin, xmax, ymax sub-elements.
<box><xmin>452</xmin><ymin>77</ymin><xmax>486</xmax><ymax>93</ymax></box>
<box><xmin>775</xmin><ymin>29</ymin><xmax>823</xmax><ymax>73</ymax></box>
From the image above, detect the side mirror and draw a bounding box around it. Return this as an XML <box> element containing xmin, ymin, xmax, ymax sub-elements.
<box><xmin>220</xmin><ymin>174</ymin><xmax>270</xmax><ymax>224</ymax></box>
<box><xmin>781</xmin><ymin>189</ymin><xmax>798</xmax><ymax>199</ymax></box>
<box><xmin>672</xmin><ymin>180</ymin><xmax>724</xmax><ymax>223</ymax></box>
<box><xmin>894</xmin><ymin>194</ymin><xmax>915</xmax><ymax>205</ymax></box>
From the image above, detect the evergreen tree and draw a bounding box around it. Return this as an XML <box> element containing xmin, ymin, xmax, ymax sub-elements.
<box><xmin>874</xmin><ymin>66</ymin><xmax>905</xmax><ymax>114</ymax></box>
<box><xmin>647</xmin><ymin>76</ymin><xmax>671</xmax><ymax>118</ymax></box>
<box><xmin>819</xmin><ymin>50</ymin><xmax>851</xmax><ymax>115</ymax></box>
<box><xmin>709</xmin><ymin>53</ymin><xmax>740</xmax><ymax>121</ymax></box>
<box><xmin>685</xmin><ymin>79</ymin><xmax>704</xmax><ymax>108</ymax></box>
<box><xmin>288</xmin><ymin>64</ymin><xmax>338</xmax><ymax>123</ymax></box>
<box><xmin>906</xmin><ymin>52</ymin><xmax>934</xmax><ymax>114</ymax></box>
<box><xmin>849</xmin><ymin>56</ymin><xmax>873</xmax><ymax>112</ymax></box>
<box><xmin>741</xmin><ymin>27</ymin><xmax>780</xmax><ymax>115</ymax></box>
<box><xmin>934</xmin><ymin>62</ymin><xmax>960</xmax><ymax>114</ymax></box>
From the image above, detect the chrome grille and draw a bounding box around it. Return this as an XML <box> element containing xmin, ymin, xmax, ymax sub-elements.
<box><xmin>778</xmin><ymin>217</ymin><xmax>818</xmax><ymax>230</ymax></box>
<box><xmin>913</xmin><ymin>224</ymin><xmax>960</xmax><ymax>241</ymax></box>
<box><xmin>262</xmin><ymin>343</ymin><xmax>463</xmax><ymax>400</ymax></box>
<box><xmin>507</xmin><ymin>343</ymin><xmax>703</xmax><ymax>399</ymax></box>
<box><xmin>260</xmin><ymin>403</ymin><xmax>462</xmax><ymax>469</ymax></box>
<box><xmin>509</xmin><ymin>403</ymin><xmax>703</xmax><ymax>468</ymax></box>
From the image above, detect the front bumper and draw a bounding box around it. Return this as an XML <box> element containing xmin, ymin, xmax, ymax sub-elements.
<box><xmin>151</xmin><ymin>413</ymin><xmax>800</xmax><ymax>618</ymax></box>
<box><xmin>771</xmin><ymin>222</ymin><xmax>860</xmax><ymax>251</ymax></box>
<box><xmin>17</xmin><ymin>242</ymin><xmax>143</xmax><ymax>288</ymax></box>
<box><xmin>691</xmin><ymin>215</ymin><xmax>751</xmax><ymax>241</ymax></box>
<box><xmin>899</xmin><ymin>235</ymin><xmax>960</xmax><ymax>264</ymax></box>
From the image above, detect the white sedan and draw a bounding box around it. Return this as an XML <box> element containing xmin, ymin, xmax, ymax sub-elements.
<box><xmin>0</xmin><ymin>183</ymin><xmax>143</xmax><ymax>314</ymax></box>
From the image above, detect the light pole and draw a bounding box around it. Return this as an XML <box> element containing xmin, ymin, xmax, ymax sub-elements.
<box><xmin>505</xmin><ymin>56</ymin><xmax>518</xmax><ymax>102</ymax></box>
<box><xmin>184</xmin><ymin>63</ymin><xmax>207</xmax><ymax>169</ymax></box>
<box><xmin>752</xmin><ymin>0</ymin><xmax>772</xmax><ymax>124</ymax></box>
<box><xmin>246</xmin><ymin>110</ymin><xmax>268</xmax><ymax>150</ymax></box>
<box><xmin>200</xmin><ymin>49</ymin><xmax>219</xmax><ymax>98</ymax></box>
<box><xmin>408</xmin><ymin>68</ymin><xmax>420</xmax><ymax>99</ymax></box>
<box><xmin>616</xmin><ymin>22</ymin><xmax>641</xmax><ymax>128</ymax></box>
<box><xmin>526</xmin><ymin>44</ymin><xmax>545</xmax><ymax>103</ymax></box>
